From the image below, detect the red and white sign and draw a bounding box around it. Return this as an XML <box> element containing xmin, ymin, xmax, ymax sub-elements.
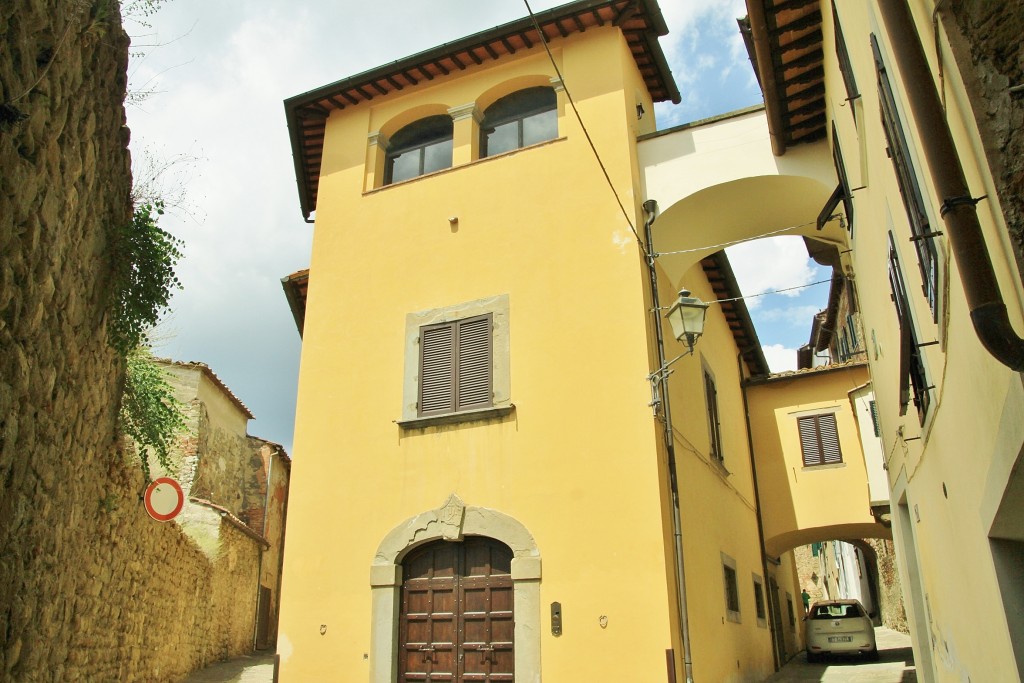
<box><xmin>144</xmin><ymin>477</ymin><xmax>185</xmax><ymax>522</ymax></box>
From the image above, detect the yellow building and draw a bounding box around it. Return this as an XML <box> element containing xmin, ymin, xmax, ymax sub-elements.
<box><xmin>737</xmin><ymin>1</ymin><xmax>1024</xmax><ymax>680</ymax></box>
<box><xmin>274</xmin><ymin>2</ymin><xmax>810</xmax><ymax>681</ymax></box>
<box><xmin>276</xmin><ymin>1</ymin><xmax>913</xmax><ymax>681</ymax></box>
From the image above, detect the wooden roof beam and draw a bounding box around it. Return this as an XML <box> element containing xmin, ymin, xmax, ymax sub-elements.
<box><xmin>772</xmin><ymin>0</ymin><xmax>817</xmax><ymax>11</ymax></box>
<box><xmin>772</xmin><ymin>10</ymin><xmax>822</xmax><ymax>36</ymax></box>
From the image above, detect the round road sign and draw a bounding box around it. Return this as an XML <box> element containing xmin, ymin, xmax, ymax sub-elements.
<box><xmin>144</xmin><ymin>477</ymin><xmax>185</xmax><ymax>522</ymax></box>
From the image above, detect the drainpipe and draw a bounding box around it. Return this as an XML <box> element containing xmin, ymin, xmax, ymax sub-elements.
<box><xmin>738</xmin><ymin>351</ymin><xmax>781</xmax><ymax>672</ymax></box>
<box><xmin>643</xmin><ymin>200</ymin><xmax>695</xmax><ymax>683</ymax></box>
<box><xmin>877</xmin><ymin>1</ymin><xmax>1024</xmax><ymax>371</ymax></box>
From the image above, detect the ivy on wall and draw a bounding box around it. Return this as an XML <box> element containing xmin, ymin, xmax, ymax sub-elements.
<box><xmin>120</xmin><ymin>347</ymin><xmax>185</xmax><ymax>481</ymax></box>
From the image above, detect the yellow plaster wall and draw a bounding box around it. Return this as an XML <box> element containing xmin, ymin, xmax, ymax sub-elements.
<box><xmin>819</xmin><ymin>2</ymin><xmax>1024</xmax><ymax>680</ymax></box>
<box><xmin>745</xmin><ymin>364</ymin><xmax>884</xmax><ymax>556</ymax></box>
<box><xmin>280</xmin><ymin>27</ymin><xmax>677</xmax><ymax>682</ymax></box>
<box><xmin>656</xmin><ymin>262</ymin><xmax>776</xmax><ymax>682</ymax></box>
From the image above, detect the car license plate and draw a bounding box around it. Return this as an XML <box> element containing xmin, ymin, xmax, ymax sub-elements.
<box><xmin>828</xmin><ymin>636</ymin><xmax>852</xmax><ymax>643</ymax></box>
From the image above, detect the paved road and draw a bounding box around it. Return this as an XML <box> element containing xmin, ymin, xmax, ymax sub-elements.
<box><xmin>179</xmin><ymin>628</ymin><xmax>915</xmax><ymax>682</ymax></box>
<box><xmin>179</xmin><ymin>653</ymin><xmax>275</xmax><ymax>683</ymax></box>
<box><xmin>764</xmin><ymin>627</ymin><xmax>917</xmax><ymax>682</ymax></box>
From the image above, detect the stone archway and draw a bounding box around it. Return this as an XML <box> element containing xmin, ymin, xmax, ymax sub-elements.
<box><xmin>369</xmin><ymin>495</ymin><xmax>542</xmax><ymax>683</ymax></box>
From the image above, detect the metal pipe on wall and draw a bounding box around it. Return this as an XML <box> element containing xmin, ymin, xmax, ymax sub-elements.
<box><xmin>877</xmin><ymin>0</ymin><xmax>1024</xmax><ymax>371</ymax></box>
<box><xmin>643</xmin><ymin>200</ymin><xmax>695</xmax><ymax>683</ymax></box>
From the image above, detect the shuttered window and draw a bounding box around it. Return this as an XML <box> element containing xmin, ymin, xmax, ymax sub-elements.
<box><xmin>832</xmin><ymin>1</ymin><xmax>859</xmax><ymax>118</ymax></box>
<box><xmin>418</xmin><ymin>314</ymin><xmax>493</xmax><ymax>416</ymax></box>
<box><xmin>704</xmin><ymin>370</ymin><xmax>723</xmax><ymax>462</ymax></box>
<box><xmin>888</xmin><ymin>233</ymin><xmax>932</xmax><ymax>423</ymax></box>
<box><xmin>798</xmin><ymin>413</ymin><xmax>843</xmax><ymax>467</ymax></box>
<box><xmin>872</xmin><ymin>33</ymin><xmax>939</xmax><ymax>321</ymax></box>
<box><xmin>816</xmin><ymin>124</ymin><xmax>855</xmax><ymax>232</ymax></box>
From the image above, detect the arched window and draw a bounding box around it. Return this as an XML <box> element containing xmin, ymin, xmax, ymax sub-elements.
<box><xmin>385</xmin><ymin>115</ymin><xmax>453</xmax><ymax>184</ymax></box>
<box><xmin>480</xmin><ymin>86</ymin><xmax>557</xmax><ymax>158</ymax></box>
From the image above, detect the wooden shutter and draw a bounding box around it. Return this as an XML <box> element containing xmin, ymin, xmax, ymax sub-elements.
<box><xmin>872</xmin><ymin>33</ymin><xmax>939</xmax><ymax>320</ymax></box>
<box><xmin>455</xmin><ymin>314</ymin><xmax>492</xmax><ymax>410</ymax></box>
<box><xmin>418</xmin><ymin>314</ymin><xmax>492</xmax><ymax>416</ymax></box>
<box><xmin>798</xmin><ymin>414</ymin><xmax>843</xmax><ymax>466</ymax></box>
<box><xmin>419</xmin><ymin>323</ymin><xmax>456</xmax><ymax>415</ymax></box>
<box><xmin>888</xmin><ymin>233</ymin><xmax>931</xmax><ymax>421</ymax></box>
<box><xmin>832</xmin><ymin>1</ymin><xmax>859</xmax><ymax>113</ymax></box>
<box><xmin>818</xmin><ymin>414</ymin><xmax>842</xmax><ymax>464</ymax></box>
<box><xmin>798</xmin><ymin>416</ymin><xmax>823</xmax><ymax>466</ymax></box>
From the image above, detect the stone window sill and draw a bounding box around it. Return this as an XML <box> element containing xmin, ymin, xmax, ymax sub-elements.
<box><xmin>397</xmin><ymin>404</ymin><xmax>515</xmax><ymax>429</ymax></box>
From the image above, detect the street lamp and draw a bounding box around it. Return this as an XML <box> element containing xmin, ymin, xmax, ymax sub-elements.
<box><xmin>665</xmin><ymin>288</ymin><xmax>709</xmax><ymax>354</ymax></box>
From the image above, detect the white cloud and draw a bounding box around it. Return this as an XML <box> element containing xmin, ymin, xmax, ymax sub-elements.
<box><xmin>123</xmin><ymin>0</ymin><xmax>772</xmax><ymax>451</ymax></box>
<box><xmin>725</xmin><ymin>237</ymin><xmax>821</xmax><ymax>309</ymax></box>
<box><xmin>762</xmin><ymin>344</ymin><xmax>799</xmax><ymax>373</ymax></box>
<box><xmin>757</xmin><ymin>304</ymin><xmax>824</xmax><ymax>326</ymax></box>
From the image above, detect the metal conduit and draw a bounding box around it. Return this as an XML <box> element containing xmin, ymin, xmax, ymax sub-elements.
<box><xmin>642</xmin><ymin>200</ymin><xmax>695</xmax><ymax>683</ymax></box>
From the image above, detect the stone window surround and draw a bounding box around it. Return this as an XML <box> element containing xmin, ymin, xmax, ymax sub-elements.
<box><xmin>368</xmin><ymin>494</ymin><xmax>542</xmax><ymax>683</ymax></box>
<box><xmin>399</xmin><ymin>294</ymin><xmax>512</xmax><ymax>428</ymax></box>
<box><xmin>789</xmin><ymin>406</ymin><xmax>847</xmax><ymax>471</ymax></box>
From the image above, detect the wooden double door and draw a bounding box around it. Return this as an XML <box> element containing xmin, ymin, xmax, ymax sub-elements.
<box><xmin>399</xmin><ymin>537</ymin><xmax>514</xmax><ymax>682</ymax></box>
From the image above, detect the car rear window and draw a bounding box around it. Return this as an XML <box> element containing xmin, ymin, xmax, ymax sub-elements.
<box><xmin>810</xmin><ymin>603</ymin><xmax>865</xmax><ymax>619</ymax></box>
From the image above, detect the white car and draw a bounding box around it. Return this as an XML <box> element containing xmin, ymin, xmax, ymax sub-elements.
<box><xmin>805</xmin><ymin>599</ymin><xmax>878</xmax><ymax>662</ymax></box>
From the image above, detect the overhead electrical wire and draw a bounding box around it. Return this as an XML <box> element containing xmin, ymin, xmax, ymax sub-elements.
<box><xmin>520</xmin><ymin>2</ymin><xmax>847</xmax><ymax>274</ymax></box>
<box><xmin>653</xmin><ymin>216</ymin><xmax>843</xmax><ymax>257</ymax></box>
<box><xmin>653</xmin><ymin>277</ymin><xmax>835</xmax><ymax>310</ymax></box>
<box><xmin>522</xmin><ymin>0</ymin><xmax>649</xmax><ymax>257</ymax></box>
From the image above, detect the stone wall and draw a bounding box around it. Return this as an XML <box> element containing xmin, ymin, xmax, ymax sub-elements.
<box><xmin>867</xmin><ymin>538</ymin><xmax>908</xmax><ymax>634</ymax></box>
<box><xmin>1</xmin><ymin>0</ymin><xmax>132</xmax><ymax>679</ymax></box>
<box><xmin>792</xmin><ymin>545</ymin><xmax>825</xmax><ymax>607</ymax></box>
<box><xmin>943</xmin><ymin>2</ymin><xmax>1024</xmax><ymax>285</ymax></box>
<box><xmin>1</xmin><ymin>4</ymin><xmax>266</xmax><ymax>680</ymax></box>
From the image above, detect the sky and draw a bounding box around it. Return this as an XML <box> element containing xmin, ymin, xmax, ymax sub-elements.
<box><xmin>125</xmin><ymin>0</ymin><xmax>829</xmax><ymax>453</ymax></box>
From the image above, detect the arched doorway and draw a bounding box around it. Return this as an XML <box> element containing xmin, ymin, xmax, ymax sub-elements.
<box><xmin>370</xmin><ymin>496</ymin><xmax>541</xmax><ymax>683</ymax></box>
<box><xmin>400</xmin><ymin>537</ymin><xmax>514</xmax><ymax>682</ymax></box>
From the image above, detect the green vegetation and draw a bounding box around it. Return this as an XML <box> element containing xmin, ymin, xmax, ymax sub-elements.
<box><xmin>108</xmin><ymin>200</ymin><xmax>183</xmax><ymax>355</ymax></box>
<box><xmin>109</xmin><ymin>200</ymin><xmax>186</xmax><ymax>481</ymax></box>
<box><xmin>120</xmin><ymin>346</ymin><xmax>185</xmax><ymax>481</ymax></box>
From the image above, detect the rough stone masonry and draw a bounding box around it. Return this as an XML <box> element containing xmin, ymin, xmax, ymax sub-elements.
<box><xmin>1</xmin><ymin>3</ymin><xmax>261</xmax><ymax>681</ymax></box>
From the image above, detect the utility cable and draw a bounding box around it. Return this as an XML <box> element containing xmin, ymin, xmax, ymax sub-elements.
<box><xmin>653</xmin><ymin>277</ymin><xmax>834</xmax><ymax>310</ymax></box>
<box><xmin>653</xmin><ymin>216</ymin><xmax>842</xmax><ymax>257</ymax></box>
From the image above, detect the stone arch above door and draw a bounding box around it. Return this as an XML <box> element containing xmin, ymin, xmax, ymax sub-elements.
<box><xmin>368</xmin><ymin>495</ymin><xmax>542</xmax><ymax>683</ymax></box>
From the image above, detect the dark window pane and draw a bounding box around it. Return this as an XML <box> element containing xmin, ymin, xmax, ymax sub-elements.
<box><xmin>386</xmin><ymin>115</ymin><xmax>453</xmax><ymax>185</ymax></box>
<box><xmin>390</xmin><ymin>115</ymin><xmax>453</xmax><ymax>149</ymax></box>
<box><xmin>480</xmin><ymin>86</ymin><xmax>557</xmax><ymax>158</ymax></box>
<box><xmin>522</xmin><ymin>108</ymin><xmax>557</xmax><ymax>147</ymax></box>
<box><xmin>389</xmin><ymin>150</ymin><xmax>421</xmax><ymax>184</ymax></box>
<box><xmin>724</xmin><ymin>565</ymin><xmax>739</xmax><ymax>613</ymax></box>
<box><xmin>423</xmin><ymin>139</ymin><xmax>453</xmax><ymax>175</ymax></box>
<box><xmin>485</xmin><ymin>121</ymin><xmax>519</xmax><ymax>156</ymax></box>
